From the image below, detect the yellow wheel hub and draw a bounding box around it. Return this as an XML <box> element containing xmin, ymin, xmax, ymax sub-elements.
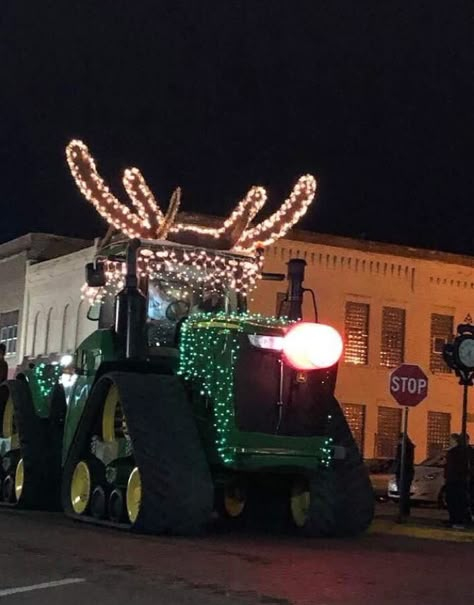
<box><xmin>126</xmin><ymin>467</ymin><xmax>142</xmax><ymax>523</ymax></box>
<box><xmin>70</xmin><ymin>461</ymin><xmax>91</xmax><ymax>514</ymax></box>
<box><xmin>2</xmin><ymin>396</ymin><xmax>19</xmax><ymax>449</ymax></box>
<box><xmin>15</xmin><ymin>458</ymin><xmax>24</xmax><ymax>501</ymax></box>
<box><xmin>224</xmin><ymin>486</ymin><xmax>246</xmax><ymax>518</ymax></box>
<box><xmin>102</xmin><ymin>384</ymin><xmax>128</xmax><ymax>442</ymax></box>
<box><xmin>291</xmin><ymin>480</ymin><xmax>310</xmax><ymax>528</ymax></box>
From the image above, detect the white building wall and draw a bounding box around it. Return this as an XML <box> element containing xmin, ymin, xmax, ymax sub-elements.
<box><xmin>20</xmin><ymin>245</ymin><xmax>97</xmax><ymax>362</ymax></box>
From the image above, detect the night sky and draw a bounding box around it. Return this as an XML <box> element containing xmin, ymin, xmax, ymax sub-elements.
<box><xmin>2</xmin><ymin>2</ymin><xmax>473</xmax><ymax>255</ymax></box>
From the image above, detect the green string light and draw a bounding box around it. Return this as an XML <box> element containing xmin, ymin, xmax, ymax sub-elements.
<box><xmin>33</xmin><ymin>363</ymin><xmax>62</xmax><ymax>399</ymax></box>
<box><xmin>178</xmin><ymin>311</ymin><xmax>335</xmax><ymax>469</ymax></box>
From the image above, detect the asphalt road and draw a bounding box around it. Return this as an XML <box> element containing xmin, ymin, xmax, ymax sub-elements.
<box><xmin>0</xmin><ymin>507</ymin><xmax>473</xmax><ymax>605</ymax></box>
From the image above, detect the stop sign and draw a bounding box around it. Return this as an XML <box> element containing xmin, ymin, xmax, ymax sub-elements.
<box><xmin>389</xmin><ymin>364</ymin><xmax>428</xmax><ymax>407</ymax></box>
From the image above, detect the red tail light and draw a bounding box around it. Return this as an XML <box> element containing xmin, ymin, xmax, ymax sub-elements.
<box><xmin>282</xmin><ymin>322</ymin><xmax>343</xmax><ymax>370</ymax></box>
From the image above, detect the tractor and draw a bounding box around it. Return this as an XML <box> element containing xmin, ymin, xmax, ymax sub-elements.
<box><xmin>0</xmin><ymin>139</ymin><xmax>374</xmax><ymax>536</ymax></box>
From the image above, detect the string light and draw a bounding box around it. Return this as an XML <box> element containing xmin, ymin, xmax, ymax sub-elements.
<box><xmin>123</xmin><ymin>167</ymin><xmax>163</xmax><ymax>228</ymax></box>
<box><xmin>66</xmin><ymin>140</ymin><xmax>146</xmax><ymax>240</ymax></box>
<box><xmin>81</xmin><ymin>244</ymin><xmax>265</xmax><ymax>304</ymax></box>
<box><xmin>32</xmin><ymin>363</ymin><xmax>62</xmax><ymax>399</ymax></box>
<box><xmin>178</xmin><ymin>312</ymin><xmax>334</xmax><ymax>468</ymax></box>
<box><xmin>234</xmin><ymin>175</ymin><xmax>317</xmax><ymax>253</ymax></box>
<box><xmin>65</xmin><ymin>139</ymin><xmax>317</xmax><ymax>253</ymax></box>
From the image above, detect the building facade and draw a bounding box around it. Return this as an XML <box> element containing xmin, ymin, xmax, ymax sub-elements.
<box><xmin>13</xmin><ymin>230</ymin><xmax>474</xmax><ymax>463</ymax></box>
<box><xmin>252</xmin><ymin>231</ymin><xmax>473</xmax><ymax>463</ymax></box>
<box><xmin>19</xmin><ymin>244</ymin><xmax>96</xmax><ymax>363</ymax></box>
<box><xmin>0</xmin><ymin>234</ymin><xmax>91</xmax><ymax>375</ymax></box>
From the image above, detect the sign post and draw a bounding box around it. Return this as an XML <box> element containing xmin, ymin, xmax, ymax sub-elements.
<box><xmin>389</xmin><ymin>364</ymin><xmax>429</xmax><ymax>522</ymax></box>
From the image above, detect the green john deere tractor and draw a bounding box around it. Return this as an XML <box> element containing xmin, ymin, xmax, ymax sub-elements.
<box><xmin>0</xmin><ymin>237</ymin><xmax>374</xmax><ymax>536</ymax></box>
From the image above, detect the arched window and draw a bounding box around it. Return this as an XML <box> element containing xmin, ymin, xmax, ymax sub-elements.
<box><xmin>31</xmin><ymin>311</ymin><xmax>41</xmax><ymax>356</ymax></box>
<box><xmin>75</xmin><ymin>300</ymin><xmax>86</xmax><ymax>348</ymax></box>
<box><xmin>61</xmin><ymin>304</ymin><xmax>70</xmax><ymax>352</ymax></box>
<box><xmin>45</xmin><ymin>307</ymin><xmax>54</xmax><ymax>354</ymax></box>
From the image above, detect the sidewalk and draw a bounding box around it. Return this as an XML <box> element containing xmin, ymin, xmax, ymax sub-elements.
<box><xmin>370</xmin><ymin>502</ymin><xmax>474</xmax><ymax>543</ymax></box>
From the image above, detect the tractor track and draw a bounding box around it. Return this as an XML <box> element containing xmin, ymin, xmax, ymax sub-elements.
<box><xmin>61</xmin><ymin>371</ymin><xmax>214</xmax><ymax>534</ymax></box>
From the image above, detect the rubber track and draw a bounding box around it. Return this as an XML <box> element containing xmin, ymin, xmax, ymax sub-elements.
<box><xmin>0</xmin><ymin>380</ymin><xmax>52</xmax><ymax>509</ymax></box>
<box><xmin>62</xmin><ymin>372</ymin><xmax>214</xmax><ymax>535</ymax></box>
<box><xmin>327</xmin><ymin>395</ymin><xmax>375</xmax><ymax>536</ymax></box>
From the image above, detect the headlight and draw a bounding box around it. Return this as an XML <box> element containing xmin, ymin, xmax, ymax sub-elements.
<box><xmin>282</xmin><ymin>322</ymin><xmax>344</xmax><ymax>371</ymax></box>
<box><xmin>248</xmin><ymin>334</ymin><xmax>284</xmax><ymax>351</ymax></box>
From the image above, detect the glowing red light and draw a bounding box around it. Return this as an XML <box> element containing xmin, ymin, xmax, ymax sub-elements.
<box><xmin>282</xmin><ymin>322</ymin><xmax>344</xmax><ymax>371</ymax></box>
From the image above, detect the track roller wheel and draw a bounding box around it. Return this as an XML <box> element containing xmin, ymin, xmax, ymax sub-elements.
<box><xmin>216</xmin><ymin>481</ymin><xmax>247</xmax><ymax>521</ymax></box>
<box><xmin>70</xmin><ymin>461</ymin><xmax>91</xmax><ymax>515</ymax></box>
<box><xmin>290</xmin><ymin>478</ymin><xmax>310</xmax><ymax>529</ymax></box>
<box><xmin>108</xmin><ymin>488</ymin><xmax>126</xmax><ymax>523</ymax></box>
<box><xmin>14</xmin><ymin>458</ymin><xmax>24</xmax><ymax>501</ymax></box>
<box><xmin>126</xmin><ymin>467</ymin><xmax>141</xmax><ymax>524</ymax></box>
<box><xmin>2</xmin><ymin>475</ymin><xmax>15</xmax><ymax>503</ymax></box>
<box><xmin>90</xmin><ymin>485</ymin><xmax>107</xmax><ymax>520</ymax></box>
<box><xmin>102</xmin><ymin>384</ymin><xmax>128</xmax><ymax>442</ymax></box>
<box><xmin>1</xmin><ymin>395</ymin><xmax>19</xmax><ymax>448</ymax></box>
<box><xmin>290</xmin><ymin>474</ymin><xmax>336</xmax><ymax>537</ymax></box>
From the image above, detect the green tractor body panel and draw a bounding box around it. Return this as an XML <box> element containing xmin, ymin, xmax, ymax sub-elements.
<box><xmin>179</xmin><ymin>314</ymin><xmax>335</xmax><ymax>473</ymax></box>
<box><xmin>62</xmin><ymin>329</ymin><xmax>118</xmax><ymax>464</ymax></box>
<box><xmin>20</xmin><ymin>364</ymin><xmax>63</xmax><ymax>419</ymax></box>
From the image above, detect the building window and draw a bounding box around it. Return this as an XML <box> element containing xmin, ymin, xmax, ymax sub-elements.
<box><xmin>376</xmin><ymin>406</ymin><xmax>401</xmax><ymax>458</ymax></box>
<box><xmin>380</xmin><ymin>307</ymin><xmax>405</xmax><ymax>368</ymax></box>
<box><xmin>342</xmin><ymin>403</ymin><xmax>366</xmax><ymax>454</ymax></box>
<box><xmin>0</xmin><ymin>310</ymin><xmax>19</xmax><ymax>356</ymax></box>
<box><xmin>344</xmin><ymin>302</ymin><xmax>369</xmax><ymax>365</ymax></box>
<box><xmin>430</xmin><ymin>313</ymin><xmax>453</xmax><ymax>373</ymax></box>
<box><xmin>427</xmin><ymin>411</ymin><xmax>451</xmax><ymax>458</ymax></box>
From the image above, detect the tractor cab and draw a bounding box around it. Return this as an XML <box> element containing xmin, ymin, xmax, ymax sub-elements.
<box><xmin>85</xmin><ymin>238</ymin><xmax>254</xmax><ymax>353</ymax></box>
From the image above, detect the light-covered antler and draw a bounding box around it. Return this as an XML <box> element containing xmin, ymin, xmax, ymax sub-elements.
<box><xmin>233</xmin><ymin>175</ymin><xmax>317</xmax><ymax>253</ymax></box>
<box><xmin>67</xmin><ymin>140</ymin><xmax>150</xmax><ymax>239</ymax></box>
<box><xmin>66</xmin><ymin>139</ymin><xmax>317</xmax><ymax>253</ymax></box>
<box><xmin>168</xmin><ymin>186</ymin><xmax>266</xmax><ymax>249</ymax></box>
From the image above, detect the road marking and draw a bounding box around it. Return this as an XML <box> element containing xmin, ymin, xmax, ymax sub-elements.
<box><xmin>0</xmin><ymin>578</ymin><xmax>85</xmax><ymax>598</ymax></box>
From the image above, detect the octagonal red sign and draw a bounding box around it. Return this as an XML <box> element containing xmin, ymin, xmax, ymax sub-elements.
<box><xmin>389</xmin><ymin>364</ymin><xmax>428</xmax><ymax>407</ymax></box>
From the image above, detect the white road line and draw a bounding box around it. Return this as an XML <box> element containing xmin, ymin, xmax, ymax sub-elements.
<box><xmin>0</xmin><ymin>578</ymin><xmax>86</xmax><ymax>597</ymax></box>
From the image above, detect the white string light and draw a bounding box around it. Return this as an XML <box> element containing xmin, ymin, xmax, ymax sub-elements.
<box><xmin>82</xmin><ymin>244</ymin><xmax>264</xmax><ymax>305</ymax></box>
<box><xmin>234</xmin><ymin>175</ymin><xmax>317</xmax><ymax>253</ymax></box>
<box><xmin>65</xmin><ymin>140</ymin><xmax>317</xmax><ymax>254</ymax></box>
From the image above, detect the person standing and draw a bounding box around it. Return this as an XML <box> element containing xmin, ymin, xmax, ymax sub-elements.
<box><xmin>394</xmin><ymin>433</ymin><xmax>415</xmax><ymax>516</ymax></box>
<box><xmin>0</xmin><ymin>343</ymin><xmax>8</xmax><ymax>384</ymax></box>
<box><xmin>444</xmin><ymin>433</ymin><xmax>469</xmax><ymax>529</ymax></box>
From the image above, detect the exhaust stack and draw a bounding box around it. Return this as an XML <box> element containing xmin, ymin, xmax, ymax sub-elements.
<box><xmin>114</xmin><ymin>239</ymin><xmax>147</xmax><ymax>359</ymax></box>
<box><xmin>286</xmin><ymin>259</ymin><xmax>307</xmax><ymax>321</ymax></box>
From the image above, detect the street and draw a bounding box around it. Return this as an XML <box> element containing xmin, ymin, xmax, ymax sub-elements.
<box><xmin>1</xmin><ymin>507</ymin><xmax>473</xmax><ymax>605</ymax></box>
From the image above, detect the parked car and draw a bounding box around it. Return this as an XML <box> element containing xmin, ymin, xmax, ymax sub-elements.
<box><xmin>366</xmin><ymin>458</ymin><xmax>395</xmax><ymax>501</ymax></box>
<box><xmin>388</xmin><ymin>451</ymin><xmax>447</xmax><ymax>507</ymax></box>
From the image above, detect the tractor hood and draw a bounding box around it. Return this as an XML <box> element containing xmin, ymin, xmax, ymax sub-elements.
<box><xmin>181</xmin><ymin>312</ymin><xmax>344</xmax><ymax>373</ymax></box>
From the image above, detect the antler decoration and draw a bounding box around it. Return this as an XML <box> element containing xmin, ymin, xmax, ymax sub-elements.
<box><xmin>66</xmin><ymin>140</ymin><xmax>317</xmax><ymax>253</ymax></box>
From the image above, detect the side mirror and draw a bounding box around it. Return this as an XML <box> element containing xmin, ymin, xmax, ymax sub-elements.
<box><xmin>85</xmin><ymin>260</ymin><xmax>106</xmax><ymax>288</ymax></box>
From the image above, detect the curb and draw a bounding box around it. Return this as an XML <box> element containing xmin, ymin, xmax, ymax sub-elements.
<box><xmin>370</xmin><ymin>519</ymin><xmax>474</xmax><ymax>543</ymax></box>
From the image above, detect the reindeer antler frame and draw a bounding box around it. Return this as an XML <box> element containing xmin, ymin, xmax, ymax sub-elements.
<box><xmin>66</xmin><ymin>140</ymin><xmax>317</xmax><ymax>254</ymax></box>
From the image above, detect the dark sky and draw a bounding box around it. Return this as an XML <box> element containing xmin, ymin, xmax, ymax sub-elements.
<box><xmin>1</xmin><ymin>1</ymin><xmax>473</xmax><ymax>255</ymax></box>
